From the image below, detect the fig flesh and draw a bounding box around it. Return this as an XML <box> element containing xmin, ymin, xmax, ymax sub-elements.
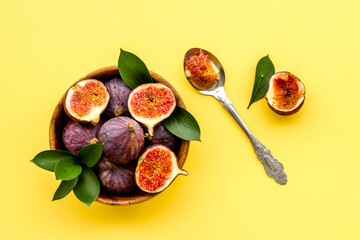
<box><xmin>128</xmin><ymin>83</ymin><xmax>176</xmax><ymax>136</ymax></box>
<box><xmin>145</xmin><ymin>124</ymin><xmax>179</xmax><ymax>152</ymax></box>
<box><xmin>104</xmin><ymin>77</ymin><xmax>132</xmax><ymax>117</ymax></box>
<box><xmin>97</xmin><ymin>157</ymin><xmax>139</xmax><ymax>195</ymax></box>
<box><xmin>98</xmin><ymin>116</ymin><xmax>145</xmax><ymax>165</ymax></box>
<box><xmin>62</xmin><ymin>119</ymin><xmax>103</xmax><ymax>155</ymax></box>
<box><xmin>184</xmin><ymin>49</ymin><xmax>219</xmax><ymax>90</ymax></box>
<box><xmin>64</xmin><ymin>79</ymin><xmax>110</xmax><ymax>124</ymax></box>
<box><xmin>265</xmin><ymin>72</ymin><xmax>305</xmax><ymax>115</ymax></box>
<box><xmin>135</xmin><ymin>145</ymin><xmax>187</xmax><ymax>193</ymax></box>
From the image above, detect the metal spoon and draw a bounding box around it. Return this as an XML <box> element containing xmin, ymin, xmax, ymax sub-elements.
<box><xmin>184</xmin><ymin>48</ymin><xmax>287</xmax><ymax>185</ymax></box>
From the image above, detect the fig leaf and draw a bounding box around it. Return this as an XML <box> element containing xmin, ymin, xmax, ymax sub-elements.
<box><xmin>52</xmin><ymin>177</ymin><xmax>78</xmax><ymax>201</ymax></box>
<box><xmin>118</xmin><ymin>49</ymin><xmax>153</xmax><ymax>89</ymax></box>
<box><xmin>77</xmin><ymin>144</ymin><xmax>103</xmax><ymax>168</ymax></box>
<box><xmin>163</xmin><ymin>106</ymin><xmax>201</xmax><ymax>141</ymax></box>
<box><xmin>247</xmin><ymin>55</ymin><xmax>275</xmax><ymax>109</ymax></box>
<box><xmin>73</xmin><ymin>167</ymin><xmax>100</xmax><ymax>207</ymax></box>
<box><xmin>31</xmin><ymin>150</ymin><xmax>74</xmax><ymax>172</ymax></box>
<box><xmin>54</xmin><ymin>157</ymin><xmax>82</xmax><ymax>181</ymax></box>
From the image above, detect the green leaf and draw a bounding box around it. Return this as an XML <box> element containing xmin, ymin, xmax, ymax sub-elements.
<box><xmin>52</xmin><ymin>177</ymin><xmax>78</xmax><ymax>201</ymax></box>
<box><xmin>73</xmin><ymin>167</ymin><xmax>100</xmax><ymax>207</ymax></box>
<box><xmin>118</xmin><ymin>48</ymin><xmax>153</xmax><ymax>89</ymax></box>
<box><xmin>247</xmin><ymin>55</ymin><xmax>275</xmax><ymax>109</ymax></box>
<box><xmin>31</xmin><ymin>150</ymin><xmax>74</xmax><ymax>172</ymax></box>
<box><xmin>54</xmin><ymin>157</ymin><xmax>82</xmax><ymax>181</ymax></box>
<box><xmin>163</xmin><ymin>106</ymin><xmax>201</xmax><ymax>141</ymax></box>
<box><xmin>77</xmin><ymin>144</ymin><xmax>103</xmax><ymax>168</ymax></box>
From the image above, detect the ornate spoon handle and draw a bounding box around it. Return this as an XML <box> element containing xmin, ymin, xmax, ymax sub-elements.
<box><xmin>212</xmin><ymin>87</ymin><xmax>287</xmax><ymax>185</ymax></box>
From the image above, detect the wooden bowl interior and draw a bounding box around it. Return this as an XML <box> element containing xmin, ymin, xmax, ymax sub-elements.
<box><xmin>49</xmin><ymin>65</ymin><xmax>189</xmax><ymax>205</ymax></box>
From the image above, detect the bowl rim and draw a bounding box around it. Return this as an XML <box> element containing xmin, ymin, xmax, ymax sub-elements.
<box><xmin>49</xmin><ymin>65</ymin><xmax>190</xmax><ymax>206</ymax></box>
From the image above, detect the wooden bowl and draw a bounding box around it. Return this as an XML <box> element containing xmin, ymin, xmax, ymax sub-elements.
<box><xmin>49</xmin><ymin>65</ymin><xmax>190</xmax><ymax>205</ymax></box>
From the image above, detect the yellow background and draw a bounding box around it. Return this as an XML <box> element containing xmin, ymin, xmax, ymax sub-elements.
<box><xmin>1</xmin><ymin>0</ymin><xmax>360</xmax><ymax>239</ymax></box>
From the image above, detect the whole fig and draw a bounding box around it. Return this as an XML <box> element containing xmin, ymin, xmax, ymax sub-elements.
<box><xmin>104</xmin><ymin>77</ymin><xmax>131</xmax><ymax>117</ymax></box>
<box><xmin>146</xmin><ymin>124</ymin><xmax>179</xmax><ymax>151</ymax></box>
<box><xmin>97</xmin><ymin>157</ymin><xmax>138</xmax><ymax>195</ymax></box>
<box><xmin>98</xmin><ymin>116</ymin><xmax>145</xmax><ymax>165</ymax></box>
<box><xmin>62</xmin><ymin>119</ymin><xmax>104</xmax><ymax>155</ymax></box>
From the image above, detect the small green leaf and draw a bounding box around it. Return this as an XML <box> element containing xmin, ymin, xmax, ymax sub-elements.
<box><xmin>247</xmin><ymin>55</ymin><xmax>275</xmax><ymax>109</ymax></box>
<box><xmin>52</xmin><ymin>177</ymin><xmax>78</xmax><ymax>201</ymax></box>
<box><xmin>54</xmin><ymin>157</ymin><xmax>82</xmax><ymax>181</ymax></box>
<box><xmin>77</xmin><ymin>144</ymin><xmax>103</xmax><ymax>168</ymax></box>
<box><xmin>73</xmin><ymin>167</ymin><xmax>100</xmax><ymax>207</ymax></box>
<box><xmin>31</xmin><ymin>150</ymin><xmax>74</xmax><ymax>172</ymax></box>
<box><xmin>163</xmin><ymin>106</ymin><xmax>201</xmax><ymax>141</ymax></box>
<box><xmin>118</xmin><ymin>48</ymin><xmax>153</xmax><ymax>89</ymax></box>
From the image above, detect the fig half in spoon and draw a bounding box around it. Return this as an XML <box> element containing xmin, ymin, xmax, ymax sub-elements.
<box><xmin>184</xmin><ymin>49</ymin><xmax>219</xmax><ymax>90</ymax></box>
<box><xmin>265</xmin><ymin>72</ymin><xmax>305</xmax><ymax>115</ymax></box>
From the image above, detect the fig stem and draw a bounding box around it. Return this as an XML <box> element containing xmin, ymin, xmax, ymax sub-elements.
<box><xmin>178</xmin><ymin>169</ymin><xmax>188</xmax><ymax>176</ymax></box>
<box><xmin>147</xmin><ymin>126</ymin><xmax>154</xmax><ymax>136</ymax></box>
<box><xmin>127</xmin><ymin>122</ymin><xmax>135</xmax><ymax>132</ymax></box>
<box><xmin>144</xmin><ymin>133</ymin><xmax>152</xmax><ymax>140</ymax></box>
<box><xmin>114</xmin><ymin>107</ymin><xmax>122</xmax><ymax>117</ymax></box>
<box><xmin>90</xmin><ymin>116</ymin><xmax>100</xmax><ymax>125</ymax></box>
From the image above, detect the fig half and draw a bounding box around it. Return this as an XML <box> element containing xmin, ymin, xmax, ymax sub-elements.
<box><xmin>128</xmin><ymin>83</ymin><xmax>176</xmax><ymax>136</ymax></box>
<box><xmin>135</xmin><ymin>145</ymin><xmax>187</xmax><ymax>193</ymax></box>
<box><xmin>64</xmin><ymin>79</ymin><xmax>110</xmax><ymax>124</ymax></box>
<box><xmin>265</xmin><ymin>72</ymin><xmax>305</xmax><ymax>115</ymax></box>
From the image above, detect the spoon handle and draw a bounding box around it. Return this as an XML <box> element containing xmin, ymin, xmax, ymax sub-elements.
<box><xmin>213</xmin><ymin>88</ymin><xmax>287</xmax><ymax>185</ymax></box>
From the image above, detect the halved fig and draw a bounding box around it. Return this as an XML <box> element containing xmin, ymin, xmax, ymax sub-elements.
<box><xmin>135</xmin><ymin>145</ymin><xmax>187</xmax><ymax>193</ymax></box>
<box><xmin>64</xmin><ymin>79</ymin><xmax>110</xmax><ymax>124</ymax></box>
<box><xmin>128</xmin><ymin>83</ymin><xmax>176</xmax><ymax>136</ymax></box>
<box><xmin>265</xmin><ymin>72</ymin><xmax>305</xmax><ymax>115</ymax></box>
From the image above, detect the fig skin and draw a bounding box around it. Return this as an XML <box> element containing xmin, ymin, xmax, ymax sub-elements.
<box><xmin>104</xmin><ymin>77</ymin><xmax>132</xmax><ymax>117</ymax></box>
<box><xmin>265</xmin><ymin>71</ymin><xmax>305</xmax><ymax>116</ymax></box>
<box><xmin>97</xmin><ymin>157</ymin><xmax>139</xmax><ymax>195</ymax></box>
<box><xmin>146</xmin><ymin>124</ymin><xmax>179</xmax><ymax>152</ymax></box>
<box><xmin>62</xmin><ymin>119</ymin><xmax>104</xmax><ymax>155</ymax></box>
<box><xmin>98</xmin><ymin>116</ymin><xmax>145</xmax><ymax>165</ymax></box>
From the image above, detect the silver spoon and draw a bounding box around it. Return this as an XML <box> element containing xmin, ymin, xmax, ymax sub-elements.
<box><xmin>184</xmin><ymin>48</ymin><xmax>287</xmax><ymax>185</ymax></box>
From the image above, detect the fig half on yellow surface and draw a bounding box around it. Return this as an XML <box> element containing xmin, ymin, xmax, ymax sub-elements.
<box><xmin>265</xmin><ymin>72</ymin><xmax>305</xmax><ymax>115</ymax></box>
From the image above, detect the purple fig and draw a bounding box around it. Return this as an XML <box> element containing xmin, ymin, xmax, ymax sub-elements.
<box><xmin>146</xmin><ymin>124</ymin><xmax>179</xmax><ymax>151</ymax></box>
<box><xmin>104</xmin><ymin>77</ymin><xmax>131</xmax><ymax>117</ymax></box>
<box><xmin>98</xmin><ymin>116</ymin><xmax>145</xmax><ymax>165</ymax></box>
<box><xmin>62</xmin><ymin>119</ymin><xmax>104</xmax><ymax>155</ymax></box>
<box><xmin>97</xmin><ymin>157</ymin><xmax>139</xmax><ymax>195</ymax></box>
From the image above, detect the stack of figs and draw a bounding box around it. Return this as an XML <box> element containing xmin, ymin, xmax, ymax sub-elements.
<box><xmin>61</xmin><ymin>75</ymin><xmax>182</xmax><ymax>196</ymax></box>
